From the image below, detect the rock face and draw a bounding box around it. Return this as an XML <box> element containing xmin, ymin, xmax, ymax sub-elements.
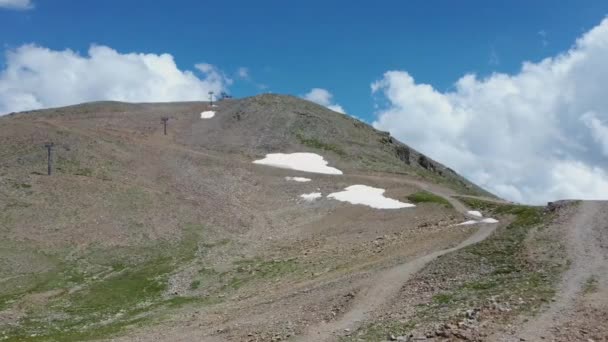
<box><xmin>418</xmin><ymin>155</ymin><xmax>434</xmax><ymax>171</ymax></box>
<box><xmin>395</xmin><ymin>146</ymin><xmax>411</xmax><ymax>164</ymax></box>
<box><xmin>546</xmin><ymin>200</ymin><xmax>576</xmax><ymax>213</ymax></box>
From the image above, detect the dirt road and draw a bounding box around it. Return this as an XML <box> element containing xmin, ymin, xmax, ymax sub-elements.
<box><xmin>511</xmin><ymin>201</ymin><xmax>608</xmax><ymax>341</ymax></box>
<box><xmin>294</xmin><ymin>196</ymin><xmax>499</xmax><ymax>342</ymax></box>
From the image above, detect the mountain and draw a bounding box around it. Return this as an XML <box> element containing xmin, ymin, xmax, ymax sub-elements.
<box><xmin>0</xmin><ymin>94</ymin><xmax>605</xmax><ymax>342</ymax></box>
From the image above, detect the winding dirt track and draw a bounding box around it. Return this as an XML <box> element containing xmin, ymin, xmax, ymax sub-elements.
<box><xmin>294</xmin><ymin>195</ymin><xmax>499</xmax><ymax>342</ymax></box>
<box><xmin>513</xmin><ymin>201</ymin><xmax>608</xmax><ymax>341</ymax></box>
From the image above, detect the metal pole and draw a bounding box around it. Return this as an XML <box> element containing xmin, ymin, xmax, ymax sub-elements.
<box><xmin>209</xmin><ymin>91</ymin><xmax>214</xmax><ymax>107</ymax></box>
<box><xmin>161</xmin><ymin>117</ymin><xmax>169</xmax><ymax>135</ymax></box>
<box><xmin>45</xmin><ymin>143</ymin><xmax>54</xmax><ymax>175</ymax></box>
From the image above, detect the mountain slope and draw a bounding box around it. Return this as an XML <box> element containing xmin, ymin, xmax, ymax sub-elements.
<box><xmin>1</xmin><ymin>95</ymin><xmax>603</xmax><ymax>342</ymax></box>
<box><xmin>4</xmin><ymin>94</ymin><xmax>491</xmax><ymax>197</ymax></box>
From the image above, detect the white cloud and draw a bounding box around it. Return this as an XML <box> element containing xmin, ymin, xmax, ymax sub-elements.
<box><xmin>538</xmin><ymin>30</ymin><xmax>549</xmax><ymax>47</ymax></box>
<box><xmin>0</xmin><ymin>44</ymin><xmax>231</xmax><ymax>114</ymax></box>
<box><xmin>489</xmin><ymin>49</ymin><xmax>500</xmax><ymax>66</ymax></box>
<box><xmin>236</xmin><ymin>67</ymin><xmax>269</xmax><ymax>90</ymax></box>
<box><xmin>303</xmin><ymin>88</ymin><xmax>346</xmax><ymax>114</ymax></box>
<box><xmin>237</xmin><ymin>67</ymin><xmax>249</xmax><ymax>79</ymax></box>
<box><xmin>372</xmin><ymin>18</ymin><xmax>608</xmax><ymax>204</ymax></box>
<box><xmin>581</xmin><ymin>111</ymin><xmax>608</xmax><ymax>156</ymax></box>
<box><xmin>0</xmin><ymin>0</ymin><xmax>33</xmax><ymax>10</ymax></box>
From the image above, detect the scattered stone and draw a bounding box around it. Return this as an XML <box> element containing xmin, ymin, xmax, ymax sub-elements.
<box><xmin>435</xmin><ymin>329</ymin><xmax>450</xmax><ymax>337</ymax></box>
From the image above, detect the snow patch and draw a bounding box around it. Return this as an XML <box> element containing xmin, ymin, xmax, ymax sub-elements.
<box><xmin>285</xmin><ymin>176</ymin><xmax>312</xmax><ymax>182</ymax></box>
<box><xmin>467</xmin><ymin>210</ymin><xmax>483</xmax><ymax>218</ymax></box>
<box><xmin>456</xmin><ymin>218</ymin><xmax>499</xmax><ymax>226</ymax></box>
<box><xmin>253</xmin><ymin>153</ymin><xmax>343</xmax><ymax>175</ymax></box>
<box><xmin>300</xmin><ymin>192</ymin><xmax>322</xmax><ymax>201</ymax></box>
<box><xmin>457</xmin><ymin>220</ymin><xmax>479</xmax><ymax>226</ymax></box>
<box><xmin>327</xmin><ymin>185</ymin><xmax>415</xmax><ymax>209</ymax></box>
<box><xmin>200</xmin><ymin>111</ymin><xmax>215</xmax><ymax>119</ymax></box>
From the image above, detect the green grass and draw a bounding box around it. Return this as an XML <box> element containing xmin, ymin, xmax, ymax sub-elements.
<box><xmin>296</xmin><ymin>133</ymin><xmax>346</xmax><ymax>157</ymax></box>
<box><xmin>221</xmin><ymin>258</ymin><xmax>299</xmax><ymax>291</ymax></box>
<box><xmin>2</xmin><ymin>241</ymin><xmax>303</xmax><ymax>341</ymax></box>
<box><xmin>2</xmin><ymin>257</ymin><xmax>175</xmax><ymax>341</ymax></box>
<box><xmin>432</xmin><ymin>293</ymin><xmax>454</xmax><ymax>305</ymax></box>
<box><xmin>583</xmin><ymin>275</ymin><xmax>599</xmax><ymax>294</ymax></box>
<box><xmin>11</xmin><ymin>182</ymin><xmax>32</xmax><ymax>189</ymax></box>
<box><xmin>189</xmin><ymin>280</ymin><xmax>201</xmax><ymax>290</ymax></box>
<box><xmin>406</xmin><ymin>191</ymin><xmax>452</xmax><ymax>208</ymax></box>
<box><xmin>55</xmin><ymin>157</ymin><xmax>94</xmax><ymax>177</ymax></box>
<box><xmin>64</xmin><ymin>258</ymin><xmax>173</xmax><ymax>316</ymax></box>
<box><xmin>454</xmin><ymin>197</ymin><xmax>495</xmax><ymax>211</ymax></box>
<box><xmin>0</xmin><ymin>223</ymin><xmax>208</xmax><ymax>341</ymax></box>
<box><xmin>345</xmin><ymin>199</ymin><xmax>563</xmax><ymax>340</ymax></box>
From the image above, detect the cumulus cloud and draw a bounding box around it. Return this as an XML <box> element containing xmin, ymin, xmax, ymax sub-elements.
<box><xmin>0</xmin><ymin>0</ymin><xmax>33</xmax><ymax>10</ymax></box>
<box><xmin>0</xmin><ymin>44</ymin><xmax>230</xmax><ymax>114</ymax></box>
<box><xmin>303</xmin><ymin>88</ymin><xmax>346</xmax><ymax>114</ymax></box>
<box><xmin>372</xmin><ymin>18</ymin><xmax>608</xmax><ymax>204</ymax></box>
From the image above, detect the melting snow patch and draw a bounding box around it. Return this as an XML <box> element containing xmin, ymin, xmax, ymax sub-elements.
<box><xmin>327</xmin><ymin>185</ymin><xmax>415</xmax><ymax>209</ymax></box>
<box><xmin>200</xmin><ymin>111</ymin><xmax>215</xmax><ymax>119</ymax></box>
<box><xmin>301</xmin><ymin>192</ymin><xmax>322</xmax><ymax>201</ymax></box>
<box><xmin>456</xmin><ymin>220</ymin><xmax>479</xmax><ymax>226</ymax></box>
<box><xmin>285</xmin><ymin>176</ymin><xmax>312</xmax><ymax>182</ymax></box>
<box><xmin>253</xmin><ymin>153</ymin><xmax>343</xmax><ymax>175</ymax></box>
<box><xmin>456</xmin><ymin>218</ymin><xmax>499</xmax><ymax>226</ymax></box>
<box><xmin>467</xmin><ymin>210</ymin><xmax>483</xmax><ymax>218</ymax></box>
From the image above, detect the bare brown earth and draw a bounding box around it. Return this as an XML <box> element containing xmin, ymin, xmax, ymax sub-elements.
<box><xmin>0</xmin><ymin>95</ymin><xmax>606</xmax><ymax>342</ymax></box>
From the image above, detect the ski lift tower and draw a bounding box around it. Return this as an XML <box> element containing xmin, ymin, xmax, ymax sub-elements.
<box><xmin>44</xmin><ymin>142</ymin><xmax>54</xmax><ymax>175</ymax></box>
<box><xmin>161</xmin><ymin>117</ymin><xmax>169</xmax><ymax>135</ymax></box>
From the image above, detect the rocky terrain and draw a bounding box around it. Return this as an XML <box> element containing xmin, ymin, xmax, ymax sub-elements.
<box><xmin>0</xmin><ymin>94</ymin><xmax>606</xmax><ymax>341</ymax></box>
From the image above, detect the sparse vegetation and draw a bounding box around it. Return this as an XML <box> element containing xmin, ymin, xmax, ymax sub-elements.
<box><xmin>296</xmin><ymin>133</ymin><xmax>346</xmax><ymax>156</ymax></box>
<box><xmin>346</xmin><ymin>199</ymin><xmax>565</xmax><ymax>340</ymax></box>
<box><xmin>221</xmin><ymin>258</ymin><xmax>300</xmax><ymax>291</ymax></box>
<box><xmin>189</xmin><ymin>280</ymin><xmax>201</xmax><ymax>290</ymax></box>
<box><xmin>56</xmin><ymin>157</ymin><xmax>94</xmax><ymax>177</ymax></box>
<box><xmin>584</xmin><ymin>275</ymin><xmax>599</xmax><ymax>294</ymax></box>
<box><xmin>407</xmin><ymin>190</ymin><xmax>452</xmax><ymax>208</ymax></box>
<box><xmin>2</xmin><ymin>95</ymin><xmax>586</xmax><ymax>341</ymax></box>
<box><xmin>0</xmin><ymin>222</ymin><xmax>207</xmax><ymax>341</ymax></box>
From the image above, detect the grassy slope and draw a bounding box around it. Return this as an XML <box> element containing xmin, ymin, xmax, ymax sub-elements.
<box><xmin>1</xmin><ymin>230</ymin><xmax>305</xmax><ymax>341</ymax></box>
<box><xmin>406</xmin><ymin>191</ymin><xmax>453</xmax><ymax>208</ymax></box>
<box><xmin>346</xmin><ymin>198</ymin><xmax>568</xmax><ymax>340</ymax></box>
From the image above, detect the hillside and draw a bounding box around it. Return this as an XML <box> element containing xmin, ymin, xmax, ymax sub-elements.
<box><xmin>0</xmin><ymin>95</ymin><xmax>606</xmax><ymax>342</ymax></box>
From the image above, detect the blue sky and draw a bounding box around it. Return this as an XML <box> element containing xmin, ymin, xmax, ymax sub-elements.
<box><xmin>2</xmin><ymin>0</ymin><xmax>608</xmax><ymax>120</ymax></box>
<box><xmin>4</xmin><ymin>0</ymin><xmax>608</xmax><ymax>204</ymax></box>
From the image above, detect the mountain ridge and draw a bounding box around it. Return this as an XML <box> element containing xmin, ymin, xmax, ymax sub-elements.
<box><xmin>2</xmin><ymin>94</ymin><xmax>494</xmax><ymax>199</ymax></box>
